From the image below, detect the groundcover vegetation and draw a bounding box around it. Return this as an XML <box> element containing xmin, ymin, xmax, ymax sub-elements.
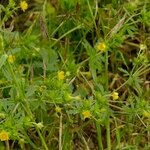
<box><xmin>0</xmin><ymin>0</ymin><xmax>150</xmax><ymax>149</ymax></box>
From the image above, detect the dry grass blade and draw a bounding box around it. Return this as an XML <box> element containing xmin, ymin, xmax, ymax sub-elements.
<box><xmin>107</xmin><ymin>16</ymin><xmax>126</xmax><ymax>39</ymax></box>
<box><xmin>39</xmin><ymin>15</ymin><xmax>49</xmax><ymax>39</ymax></box>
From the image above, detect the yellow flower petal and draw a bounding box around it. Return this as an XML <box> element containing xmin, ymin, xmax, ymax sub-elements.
<box><xmin>20</xmin><ymin>1</ymin><xmax>28</xmax><ymax>12</ymax></box>
<box><xmin>0</xmin><ymin>131</ymin><xmax>9</xmax><ymax>141</ymax></box>
<box><xmin>112</xmin><ymin>92</ymin><xmax>119</xmax><ymax>100</ymax></box>
<box><xmin>82</xmin><ymin>110</ymin><xmax>91</xmax><ymax>119</ymax></box>
<box><xmin>7</xmin><ymin>55</ymin><xmax>16</xmax><ymax>63</ymax></box>
<box><xmin>58</xmin><ymin>71</ymin><xmax>65</xmax><ymax>80</ymax></box>
<box><xmin>97</xmin><ymin>42</ymin><xmax>106</xmax><ymax>51</ymax></box>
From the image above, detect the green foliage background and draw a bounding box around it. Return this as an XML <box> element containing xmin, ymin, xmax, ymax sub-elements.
<box><xmin>0</xmin><ymin>0</ymin><xmax>150</xmax><ymax>149</ymax></box>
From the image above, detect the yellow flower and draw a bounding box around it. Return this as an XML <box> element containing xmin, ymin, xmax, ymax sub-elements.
<box><xmin>142</xmin><ymin>110</ymin><xmax>150</xmax><ymax>118</ymax></box>
<box><xmin>0</xmin><ymin>131</ymin><xmax>9</xmax><ymax>141</ymax></box>
<box><xmin>58</xmin><ymin>71</ymin><xmax>65</xmax><ymax>80</ymax></box>
<box><xmin>82</xmin><ymin>110</ymin><xmax>91</xmax><ymax>119</ymax></box>
<box><xmin>97</xmin><ymin>42</ymin><xmax>106</xmax><ymax>51</ymax></box>
<box><xmin>55</xmin><ymin>106</ymin><xmax>62</xmax><ymax>113</ymax></box>
<box><xmin>7</xmin><ymin>55</ymin><xmax>16</xmax><ymax>63</ymax></box>
<box><xmin>112</xmin><ymin>92</ymin><xmax>119</xmax><ymax>100</ymax></box>
<box><xmin>20</xmin><ymin>1</ymin><xmax>28</xmax><ymax>12</ymax></box>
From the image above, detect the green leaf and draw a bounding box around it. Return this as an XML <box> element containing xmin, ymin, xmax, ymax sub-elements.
<box><xmin>0</xmin><ymin>54</ymin><xmax>7</xmax><ymax>69</ymax></box>
<box><xmin>39</xmin><ymin>48</ymin><xmax>58</xmax><ymax>72</ymax></box>
<box><xmin>0</xmin><ymin>34</ymin><xmax>4</xmax><ymax>53</ymax></box>
<box><xmin>118</xmin><ymin>67</ymin><xmax>129</xmax><ymax>76</ymax></box>
<box><xmin>26</xmin><ymin>85</ymin><xmax>37</xmax><ymax>98</ymax></box>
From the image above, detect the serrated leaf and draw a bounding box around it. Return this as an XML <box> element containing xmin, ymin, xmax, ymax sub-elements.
<box><xmin>118</xmin><ymin>67</ymin><xmax>129</xmax><ymax>75</ymax></box>
<box><xmin>26</xmin><ymin>85</ymin><xmax>37</xmax><ymax>98</ymax></box>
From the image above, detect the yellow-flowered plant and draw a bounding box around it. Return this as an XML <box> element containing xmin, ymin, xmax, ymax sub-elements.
<box><xmin>7</xmin><ymin>55</ymin><xmax>16</xmax><ymax>63</ymax></box>
<box><xmin>20</xmin><ymin>1</ymin><xmax>28</xmax><ymax>12</ymax></box>
<box><xmin>96</xmin><ymin>42</ymin><xmax>106</xmax><ymax>51</ymax></box>
<box><xmin>55</xmin><ymin>106</ymin><xmax>62</xmax><ymax>113</ymax></box>
<box><xmin>82</xmin><ymin>110</ymin><xmax>91</xmax><ymax>119</ymax></box>
<box><xmin>58</xmin><ymin>71</ymin><xmax>65</xmax><ymax>80</ymax></box>
<box><xmin>0</xmin><ymin>131</ymin><xmax>9</xmax><ymax>141</ymax></box>
<box><xmin>112</xmin><ymin>92</ymin><xmax>119</xmax><ymax>100</ymax></box>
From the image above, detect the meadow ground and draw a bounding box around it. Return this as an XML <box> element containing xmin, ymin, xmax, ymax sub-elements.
<box><xmin>0</xmin><ymin>0</ymin><xmax>150</xmax><ymax>149</ymax></box>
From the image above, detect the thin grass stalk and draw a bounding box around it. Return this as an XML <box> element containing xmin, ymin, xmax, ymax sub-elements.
<box><xmin>36</xmin><ymin>127</ymin><xmax>48</xmax><ymax>150</ymax></box>
<box><xmin>5</xmin><ymin>140</ymin><xmax>10</xmax><ymax>150</ymax></box>
<box><xmin>114</xmin><ymin>117</ymin><xmax>121</xmax><ymax>150</ymax></box>
<box><xmin>106</xmin><ymin>117</ymin><xmax>111</xmax><ymax>150</ymax></box>
<box><xmin>105</xmin><ymin>50</ymin><xmax>111</xmax><ymax>150</ymax></box>
<box><xmin>95</xmin><ymin>122</ymin><xmax>103</xmax><ymax>150</ymax></box>
<box><xmin>59</xmin><ymin>114</ymin><xmax>63</xmax><ymax>150</ymax></box>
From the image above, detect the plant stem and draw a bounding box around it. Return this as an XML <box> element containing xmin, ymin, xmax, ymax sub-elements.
<box><xmin>59</xmin><ymin>114</ymin><xmax>63</xmax><ymax>150</ymax></box>
<box><xmin>105</xmin><ymin>50</ymin><xmax>111</xmax><ymax>150</ymax></box>
<box><xmin>36</xmin><ymin>127</ymin><xmax>48</xmax><ymax>150</ymax></box>
<box><xmin>95</xmin><ymin>122</ymin><xmax>103</xmax><ymax>150</ymax></box>
<box><xmin>5</xmin><ymin>140</ymin><xmax>10</xmax><ymax>150</ymax></box>
<box><xmin>106</xmin><ymin>117</ymin><xmax>111</xmax><ymax>150</ymax></box>
<box><xmin>114</xmin><ymin>117</ymin><xmax>121</xmax><ymax>150</ymax></box>
<box><xmin>105</xmin><ymin>50</ymin><xmax>109</xmax><ymax>90</ymax></box>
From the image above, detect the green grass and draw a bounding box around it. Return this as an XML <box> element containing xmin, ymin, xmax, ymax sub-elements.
<box><xmin>0</xmin><ymin>0</ymin><xmax>150</xmax><ymax>149</ymax></box>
